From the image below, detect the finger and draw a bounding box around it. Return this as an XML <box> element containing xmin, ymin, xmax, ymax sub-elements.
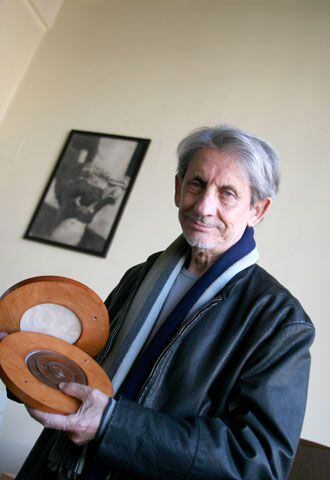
<box><xmin>27</xmin><ymin>407</ymin><xmax>70</xmax><ymax>431</ymax></box>
<box><xmin>59</xmin><ymin>382</ymin><xmax>92</xmax><ymax>401</ymax></box>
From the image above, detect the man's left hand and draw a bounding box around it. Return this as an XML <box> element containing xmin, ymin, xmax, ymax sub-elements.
<box><xmin>27</xmin><ymin>382</ymin><xmax>109</xmax><ymax>445</ymax></box>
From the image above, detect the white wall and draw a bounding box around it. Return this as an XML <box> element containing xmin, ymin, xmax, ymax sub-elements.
<box><xmin>0</xmin><ymin>0</ymin><xmax>329</xmax><ymax>474</ymax></box>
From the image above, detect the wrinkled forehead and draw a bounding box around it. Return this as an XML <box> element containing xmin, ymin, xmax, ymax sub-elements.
<box><xmin>187</xmin><ymin>147</ymin><xmax>250</xmax><ymax>183</ymax></box>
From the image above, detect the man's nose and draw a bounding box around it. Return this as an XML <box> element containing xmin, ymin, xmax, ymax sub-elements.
<box><xmin>194</xmin><ymin>190</ymin><xmax>218</xmax><ymax>216</ymax></box>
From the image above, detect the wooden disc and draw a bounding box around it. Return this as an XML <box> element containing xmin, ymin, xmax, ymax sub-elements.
<box><xmin>0</xmin><ymin>332</ymin><xmax>113</xmax><ymax>414</ymax></box>
<box><xmin>0</xmin><ymin>276</ymin><xmax>109</xmax><ymax>357</ymax></box>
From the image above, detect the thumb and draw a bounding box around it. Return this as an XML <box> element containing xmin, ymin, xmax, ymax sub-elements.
<box><xmin>59</xmin><ymin>382</ymin><xmax>91</xmax><ymax>401</ymax></box>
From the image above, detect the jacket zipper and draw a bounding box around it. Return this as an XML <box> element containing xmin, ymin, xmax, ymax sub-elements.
<box><xmin>137</xmin><ymin>299</ymin><xmax>221</xmax><ymax>402</ymax></box>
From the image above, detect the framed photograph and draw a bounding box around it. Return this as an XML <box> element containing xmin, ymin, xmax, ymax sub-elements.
<box><xmin>24</xmin><ymin>130</ymin><xmax>150</xmax><ymax>257</ymax></box>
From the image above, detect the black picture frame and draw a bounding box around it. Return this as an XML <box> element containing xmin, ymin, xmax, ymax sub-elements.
<box><xmin>24</xmin><ymin>130</ymin><xmax>150</xmax><ymax>257</ymax></box>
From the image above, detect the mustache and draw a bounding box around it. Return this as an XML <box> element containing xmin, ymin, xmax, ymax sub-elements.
<box><xmin>184</xmin><ymin>213</ymin><xmax>225</xmax><ymax>230</ymax></box>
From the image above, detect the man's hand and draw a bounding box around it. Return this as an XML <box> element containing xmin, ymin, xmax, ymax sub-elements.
<box><xmin>27</xmin><ymin>382</ymin><xmax>110</xmax><ymax>445</ymax></box>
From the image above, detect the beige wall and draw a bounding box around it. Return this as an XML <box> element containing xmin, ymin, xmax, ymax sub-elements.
<box><xmin>0</xmin><ymin>0</ymin><xmax>63</xmax><ymax>124</ymax></box>
<box><xmin>0</xmin><ymin>0</ymin><xmax>329</xmax><ymax>473</ymax></box>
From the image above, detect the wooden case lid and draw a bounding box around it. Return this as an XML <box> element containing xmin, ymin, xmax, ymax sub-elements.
<box><xmin>0</xmin><ymin>276</ymin><xmax>109</xmax><ymax>357</ymax></box>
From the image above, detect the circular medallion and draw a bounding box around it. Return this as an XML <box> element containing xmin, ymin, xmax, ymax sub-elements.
<box><xmin>26</xmin><ymin>350</ymin><xmax>88</xmax><ymax>390</ymax></box>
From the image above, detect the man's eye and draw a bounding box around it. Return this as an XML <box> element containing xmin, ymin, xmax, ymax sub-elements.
<box><xmin>223</xmin><ymin>190</ymin><xmax>233</xmax><ymax>197</ymax></box>
<box><xmin>188</xmin><ymin>181</ymin><xmax>202</xmax><ymax>189</ymax></box>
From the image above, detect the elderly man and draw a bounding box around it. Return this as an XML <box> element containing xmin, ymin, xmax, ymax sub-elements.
<box><xmin>14</xmin><ymin>125</ymin><xmax>314</xmax><ymax>479</ymax></box>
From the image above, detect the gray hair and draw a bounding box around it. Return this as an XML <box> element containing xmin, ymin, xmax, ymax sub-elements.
<box><xmin>177</xmin><ymin>124</ymin><xmax>280</xmax><ymax>204</ymax></box>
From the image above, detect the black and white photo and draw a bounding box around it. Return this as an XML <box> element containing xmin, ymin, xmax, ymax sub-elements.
<box><xmin>24</xmin><ymin>130</ymin><xmax>150</xmax><ymax>256</ymax></box>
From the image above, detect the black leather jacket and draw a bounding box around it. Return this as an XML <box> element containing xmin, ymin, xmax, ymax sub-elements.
<box><xmin>93</xmin><ymin>253</ymin><xmax>314</xmax><ymax>480</ymax></box>
<box><xmin>16</xmin><ymin>253</ymin><xmax>314</xmax><ymax>480</ymax></box>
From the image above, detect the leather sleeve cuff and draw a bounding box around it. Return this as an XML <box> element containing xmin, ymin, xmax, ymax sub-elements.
<box><xmin>94</xmin><ymin>397</ymin><xmax>117</xmax><ymax>443</ymax></box>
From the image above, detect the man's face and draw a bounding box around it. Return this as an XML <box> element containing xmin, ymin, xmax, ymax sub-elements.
<box><xmin>175</xmin><ymin>147</ymin><xmax>271</xmax><ymax>256</ymax></box>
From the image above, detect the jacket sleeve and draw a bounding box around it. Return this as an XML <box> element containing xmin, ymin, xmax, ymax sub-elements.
<box><xmin>94</xmin><ymin>321</ymin><xmax>314</xmax><ymax>480</ymax></box>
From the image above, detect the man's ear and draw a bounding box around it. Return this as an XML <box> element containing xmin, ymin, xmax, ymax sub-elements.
<box><xmin>248</xmin><ymin>197</ymin><xmax>272</xmax><ymax>227</ymax></box>
<box><xmin>174</xmin><ymin>175</ymin><xmax>181</xmax><ymax>207</ymax></box>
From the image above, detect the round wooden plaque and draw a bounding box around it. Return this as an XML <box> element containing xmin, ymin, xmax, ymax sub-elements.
<box><xmin>0</xmin><ymin>276</ymin><xmax>109</xmax><ymax>357</ymax></box>
<box><xmin>0</xmin><ymin>332</ymin><xmax>113</xmax><ymax>414</ymax></box>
